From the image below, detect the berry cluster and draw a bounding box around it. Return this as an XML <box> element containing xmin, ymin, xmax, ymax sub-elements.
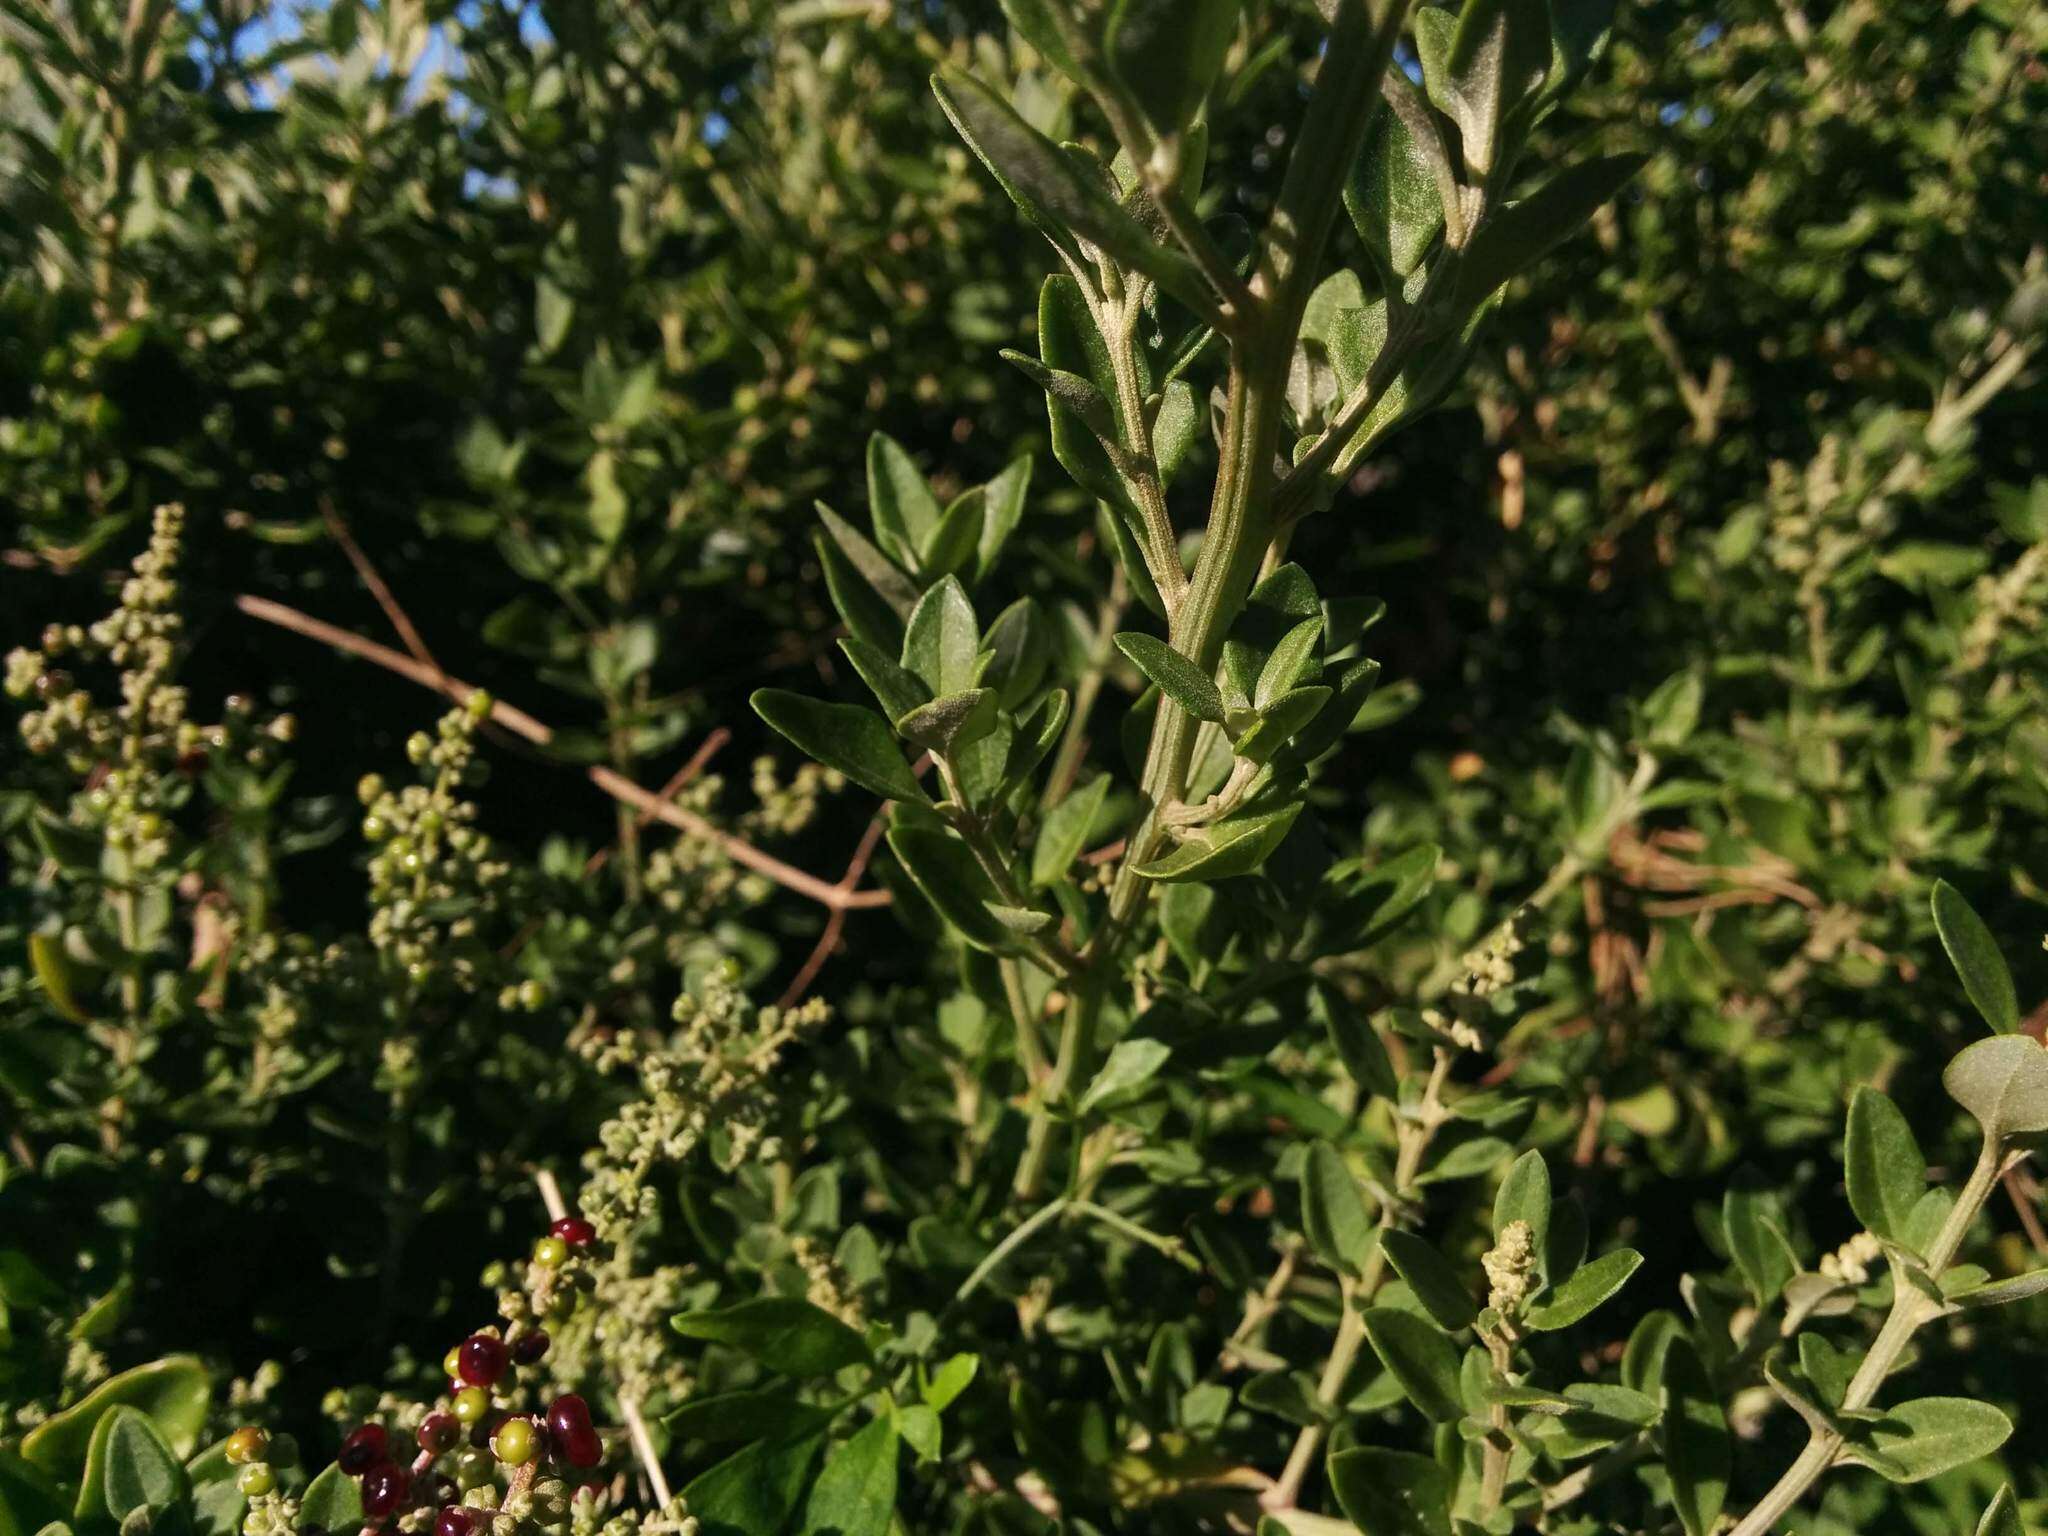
<box><xmin>223</xmin><ymin>1423</ymin><xmax>309</xmax><ymax>1536</ymax></box>
<box><xmin>334</xmin><ymin>1220</ymin><xmax>607</xmax><ymax>1536</ymax></box>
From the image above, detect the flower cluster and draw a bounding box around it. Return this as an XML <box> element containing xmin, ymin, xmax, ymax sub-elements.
<box><xmin>575</xmin><ymin>973</ymin><xmax>830</xmax><ymax>1240</ymax></box>
<box><xmin>360</xmin><ymin>694</ymin><xmax>517</xmax><ymax>990</ymax></box>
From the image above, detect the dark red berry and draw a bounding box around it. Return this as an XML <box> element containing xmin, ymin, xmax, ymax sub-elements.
<box><xmin>510</xmin><ymin>1329</ymin><xmax>550</xmax><ymax>1366</ymax></box>
<box><xmin>545</xmin><ymin>1394</ymin><xmax>602</xmax><ymax>1470</ymax></box>
<box><xmin>435</xmin><ymin>1508</ymin><xmax>473</xmax><ymax>1536</ymax></box>
<box><xmin>550</xmin><ymin>1216</ymin><xmax>596</xmax><ymax>1248</ymax></box>
<box><xmin>338</xmin><ymin>1425</ymin><xmax>388</xmax><ymax>1476</ymax></box>
<box><xmin>417</xmin><ymin>1413</ymin><xmax>459</xmax><ymax>1455</ymax></box>
<box><xmin>457</xmin><ymin>1333</ymin><xmax>509</xmax><ymax>1388</ymax></box>
<box><xmin>361</xmin><ymin>1463</ymin><xmax>411</xmax><ymax>1519</ymax></box>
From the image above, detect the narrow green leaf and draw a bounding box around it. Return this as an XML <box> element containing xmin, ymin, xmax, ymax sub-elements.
<box><xmin>1948</xmin><ymin>1268</ymin><xmax>2048</xmax><ymax>1309</ymax></box>
<box><xmin>1231</xmin><ymin>686</ymin><xmax>1332</xmax><ymax>765</ymax></box>
<box><xmin>1844</xmin><ymin>1088</ymin><xmax>1926</xmax><ymax>1243</ymax></box>
<box><xmin>1524</xmin><ymin>1248</ymin><xmax>1643</xmax><ymax>1331</ymax></box>
<box><xmin>1360</xmin><ymin>1308</ymin><xmax>1463</xmax><ymax>1422</ymax></box>
<box><xmin>817</xmin><ymin>505</ymin><xmax>920</xmax><ymax>620</ymax></box>
<box><xmin>932</xmin><ymin>70</ymin><xmax>1212</xmax><ymax>313</ymax></box>
<box><xmin>1301</xmin><ymin>1143</ymin><xmax>1375</xmax><ymax>1275</ymax></box>
<box><xmin>1977</xmin><ymin>1485</ymin><xmax>2023</xmax><ymax>1536</ymax></box>
<box><xmin>1132</xmin><ymin>801</ymin><xmax>1303</xmax><ymax>882</ymax></box>
<box><xmin>1662</xmin><ymin>1341</ymin><xmax>1728</xmax><ymax>1536</ymax></box>
<box><xmin>887</xmin><ymin>826</ymin><xmax>1018</xmax><ymax>954</ymax></box>
<box><xmin>672</xmin><ymin>1298</ymin><xmax>872</xmax><ymax>1377</ymax></box>
<box><xmin>1254</xmin><ymin>617</ymin><xmax>1321</xmax><ymax>708</ymax></box>
<box><xmin>797</xmin><ymin>1415</ymin><xmax>898</xmax><ymax>1536</ymax></box>
<box><xmin>1314</xmin><ymin>982</ymin><xmax>1397</xmax><ymax>1099</ymax></box>
<box><xmin>1077</xmin><ymin>1038</ymin><xmax>1172</xmax><ymax>1116</ymax></box>
<box><xmin>838</xmin><ymin>639</ymin><xmax>930</xmax><ymax>724</ymax></box>
<box><xmin>976</xmin><ymin>455</ymin><xmax>1033</xmax><ymax>583</ymax></box>
<box><xmin>1381</xmin><ymin>1230</ymin><xmax>1477</xmax><ymax>1331</ymax></box>
<box><xmin>1932</xmin><ymin>880</ymin><xmax>2020</xmax><ymax>1035</ymax></box>
<box><xmin>1105</xmin><ymin>0</ymin><xmax>1238</xmax><ymax>135</ymax></box>
<box><xmin>751</xmin><ymin>691</ymin><xmax>926</xmax><ymax>803</ymax></box>
<box><xmin>867</xmin><ymin>432</ymin><xmax>942</xmax><ymax>565</ymax></box>
<box><xmin>1723</xmin><ymin>1181</ymin><xmax>1797</xmax><ymax>1305</ymax></box>
<box><xmin>1454</xmin><ymin>154</ymin><xmax>1647</xmax><ymax>309</ymax></box>
<box><xmin>1346</xmin><ymin>99</ymin><xmax>1446</xmax><ymax>280</ymax></box>
<box><xmin>902</xmin><ymin>577</ymin><xmax>980</xmax><ymax>697</ymax></box>
<box><xmin>1115</xmin><ymin>632</ymin><xmax>1223</xmax><ymax>723</ymax></box>
<box><xmin>1033</xmin><ymin>775</ymin><xmax>1111</xmax><ymax>888</ymax></box>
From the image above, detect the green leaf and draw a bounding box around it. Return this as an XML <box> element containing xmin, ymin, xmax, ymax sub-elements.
<box><xmin>932</xmin><ymin>71</ymin><xmax>1211</xmax><ymax>313</ymax></box>
<box><xmin>797</xmin><ymin>1415</ymin><xmax>898</xmax><ymax>1536</ymax></box>
<box><xmin>1314</xmin><ymin>982</ymin><xmax>1397</xmax><ymax>1099</ymax></box>
<box><xmin>1327</xmin><ymin>1447</ymin><xmax>1452</xmax><ymax>1536</ymax></box>
<box><xmin>682</xmin><ymin>1431</ymin><xmax>827</xmax><ymax>1536</ymax></box>
<box><xmin>1380</xmin><ymin>1230</ymin><xmax>1477</xmax><ymax>1330</ymax></box>
<box><xmin>1493</xmin><ymin>1149</ymin><xmax>1551</xmax><ymax>1259</ymax></box>
<box><xmin>1077</xmin><ymin>1039</ymin><xmax>1172</xmax><ymax>1116</ymax></box>
<box><xmin>21</xmin><ymin>1357</ymin><xmax>211</xmax><ymax>1472</ymax></box>
<box><xmin>1132</xmin><ymin>801</ymin><xmax>1303</xmax><ymax>882</ymax></box>
<box><xmin>838</xmin><ymin>639</ymin><xmax>930</xmax><ymax>725</ymax></box>
<box><xmin>0</xmin><ymin>1451</ymin><xmax>67</xmax><ymax>1536</ymax></box>
<box><xmin>979</xmin><ymin>598</ymin><xmax>1050</xmax><ymax>713</ymax></box>
<box><xmin>1944</xmin><ymin>1034</ymin><xmax>2048</xmax><ymax>1139</ymax></box>
<box><xmin>1932</xmin><ymin>880</ymin><xmax>2020</xmax><ymax>1035</ymax></box>
<box><xmin>1115</xmin><ymin>633</ymin><xmax>1223</xmax><ymax>723</ymax></box>
<box><xmin>867</xmin><ymin>433</ymin><xmax>942</xmax><ymax>566</ymax></box>
<box><xmin>672</xmin><ymin>1298</ymin><xmax>873</xmax><ymax>1377</ymax></box>
<box><xmin>1841</xmin><ymin>1397</ymin><xmax>2011</xmax><ymax>1484</ymax></box>
<box><xmin>887</xmin><ymin>826</ymin><xmax>1019</xmax><ymax>954</ymax></box>
<box><xmin>296</xmin><ymin>1465</ymin><xmax>363</xmax><ymax>1532</ymax></box>
<box><xmin>1661</xmin><ymin>1341</ymin><xmax>1728</xmax><ymax>1536</ymax></box>
<box><xmin>1844</xmin><ymin>1088</ymin><xmax>1926</xmax><ymax>1243</ymax></box>
<box><xmin>1360</xmin><ymin>1308</ymin><xmax>1463</xmax><ymax>1422</ymax></box>
<box><xmin>1230</xmin><ymin>687</ymin><xmax>1333</xmax><ymax>766</ymax></box>
<box><xmin>664</xmin><ymin>1391</ymin><xmax>832</xmax><ymax>1447</ymax></box>
<box><xmin>1723</xmin><ymin>1181</ymin><xmax>1797</xmax><ymax>1305</ymax></box>
<box><xmin>1525</xmin><ymin>1248</ymin><xmax>1643</xmax><ymax>1331</ymax></box>
<box><xmin>1223</xmin><ymin>564</ymin><xmax>1321</xmax><ymax>702</ymax></box>
<box><xmin>919</xmin><ymin>491</ymin><xmax>986</xmax><ymax>582</ymax></box>
<box><xmin>1346</xmin><ymin>99</ymin><xmax>1447</xmax><ymax>281</ymax></box>
<box><xmin>902</xmin><ymin>577</ymin><xmax>980</xmax><ymax>698</ymax></box>
<box><xmin>815</xmin><ymin>531</ymin><xmax>908</xmax><ymax>656</ymax></box>
<box><xmin>1454</xmin><ymin>154</ymin><xmax>1647</xmax><ymax>309</ymax></box>
<box><xmin>1105</xmin><ymin>0</ymin><xmax>1238</xmax><ymax>135</ymax></box>
<box><xmin>1301</xmin><ymin>1143</ymin><xmax>1375</xmax><ymax>1275</ymax></box>
<box><xmin>1977</xmin><ymin>1484</ymin><xmax>2023</xmax><ymax>1536</ymax></box>
<box><xmin>751</xmin><ymin>691</ymin><xmax>926</xmax><ymax>803</ymax></box>
<box><xmin>99</xmin><ymin>1411</ymin><xmax>184</xmax><ymax>1520</ymax></box>
<box><xmin>818</xmin><ymin>505</ymin><xmax>920</xmax><ymax>622</ymax></box>
<box><xmin>1799</xmin><ymin>1333</ymin><xmax>1856</xmax><ymax>1405</ymax></box>
<box><xmin>976</xmin><ymin>455</ymin><xmax>1033</xmax><ymax>584</ymax></box>
<box><xmin>1255</xmin><ymin>618</ymin><xmax>1321</xmax><ymax>708</ymax></box>
<box><xmin>1034</xmin><ymin>775</ymin><xmax>1111</xmax><ymax>888</ymax></box>
<box><xmin>921</xmin><ymin>1354</ymin><xmax>979</xmax><ymax>1413</ymax></box>
<box><xmin>1948</xmin><ymin>1267</ymin><xmax>2048</xmax><ymax>1309</ymax></box>
<box><xmin>895</xmin><ymin>690</ymin><xmax>1000</xmax><ymax>757</ymax></box>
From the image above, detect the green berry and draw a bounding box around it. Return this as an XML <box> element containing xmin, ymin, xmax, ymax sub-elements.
<box><xmin>225</xmin><ymin>1427</ymin><xmax>269</xmax><ymax>1466</ymax></box>
<box><xmin>237</xmin><ymin>1464</ymin><xmax>276</xmax><ymax>1498</ymax></box>
<box><xmin>452</xmin><ymin>1386</ymin><xmax>490</xmax><ymax>1424</ymax></box>
<box><xmin>443</xmin><ymin>1345</ymin><xmax>465</xmax><ymax>1378</ymax></box>
<box><xmin>490</xmin><ymin>1419</ymin><xmax>536</xmax><ymax>1467</ymax></box>
<box><xmin>454</xmin><ymin>1449</ymin><xmax>493</xmax><ymax>1491</ymax></box>
<box><xmin>532</xmin><ymin>1236</ymin><xmax>568</xmax><ymax>1269</ymax></box>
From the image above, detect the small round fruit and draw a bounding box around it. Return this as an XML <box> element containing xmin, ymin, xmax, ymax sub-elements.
<box><xmin>225</xmin><ymin>1427</ymin><xmax>269</xmax><ymax>1466</ymax></box>
<box><xmin>338</xmin><ymin>1425</ymin><xmax>388</xmax><ymax>1476</ymax></box>
<box><xmin>453</xmin><ymin>1450</ymin><xmax>493</xmax><ymax>1491</ymax></box>
<box><xmin>545</xmin><ymin>1395</ymin><xmax>602</xmax><ymax>1471</ymax></box>
<box><xmin>435</xmin><ymin>1508</ymin><xmax>474</xmax><ymax>1536</ymax></box>
<box><xmin>361</xmin><ymin>1463</ymin><xmax>411</xmax><ymax>1518</ymax></box>
<box><xmin>237</xmin><ymin>1465</ymin><xmax>277</xmax><ymax>1497</ymax></box>
<box><xmin>451</xmin><ymin>1387</ymin><xmax>490</xmax><ymax>1425</ymax></box>
<box><xmin>457</xmin><ymin>1333</ymin><xmax>508</xmax><ymax>1388</ymax></box>
<box><xmin>442</xmin><ymin>1345</ymin><xmax>464</xmax><ymax>1379</ymax></box>
<box><xmin>549</xmin><ymin>1217</ymin><xmax>596</xmax><ymax>1248</ymax></box>
<box><xmin>510</xmin><ymin>1328</ymin><xmax>549</xmax><ymax>1366</ymax></box>
<box><xmin>490</xmin><ymin>1419</ymin><xmax>537</xmax><ymax>1467</ymax></box>
<box><xmin>531</xmin><ymin>1236</ymin><xmax>568</xmax><ymax>1269</ymax></box>
<box><xmin>417</xmin><ymin>1413</ymin><xmax>459</xmax><ymax>1455</ymax></box>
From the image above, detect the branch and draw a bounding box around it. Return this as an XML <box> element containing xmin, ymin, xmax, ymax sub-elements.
<box><xmin>233</xmin><ymin>594</ymin><xmax>892</xmax><ymax>914</ymax></box>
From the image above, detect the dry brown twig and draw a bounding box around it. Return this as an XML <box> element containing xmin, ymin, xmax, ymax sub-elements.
<box><xmin>234</xmin><ymin>593</ymin><xmax>891</xmax><ymax>914</ymax></box>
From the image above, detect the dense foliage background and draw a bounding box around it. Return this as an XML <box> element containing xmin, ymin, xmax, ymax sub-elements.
<box><xmin>3</xmin><ymin>1</ymin><xmax>2046</xmax><ymax>1533</ymax></box>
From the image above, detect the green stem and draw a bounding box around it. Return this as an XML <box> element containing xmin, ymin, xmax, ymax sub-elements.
<box><xmin>951</xmin><ymin>1196</ymin><xmax>1071</xmax><ymax>1310</ymax></box>
<box><xmin>1725</xmin><ymin>1138</ymin><xmax>2007</xmax><ymax>1536</ymax></box>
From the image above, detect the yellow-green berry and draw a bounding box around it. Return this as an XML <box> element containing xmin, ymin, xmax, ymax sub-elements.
<box><xmin>225</xmin><ymin>1427</ymin><xmax>269</xmax><ymax>1466</ymax></box>
<box><xmin>236</xmin><ymin>1465</ymin><xmax>276</xmax><ymax>1497</ymax></box>
<box><xmin>490</xmin><ymin>1419</ymin><xmax>536</xmax><ymax>1467</ymax></box>
<box><xmin>532</xmin><ymin>1236</ymin><xmax>568</xmax><ymax>1269</ymax></box>
<box><xmin>452</xmin><ymin>1386</ymin><xmax>490</xmax><ymax>1424</ymax></box>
